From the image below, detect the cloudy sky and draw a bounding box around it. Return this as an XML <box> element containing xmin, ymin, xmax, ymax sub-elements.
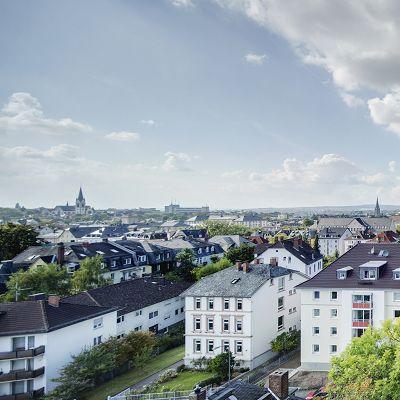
<box><xmin>1</xmin><ymin>0</ymin><xmax>400</xmax><ymax>209</ymax></box>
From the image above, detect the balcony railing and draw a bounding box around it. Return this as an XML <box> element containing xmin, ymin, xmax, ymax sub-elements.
<box><xmin>0</xmin><ymin>367</ymin><xmax>45</xmax><ymax>383</ymax></box>
<box><xmin>352</xmin><ymin>321</ymin><xmax>370</xmax><ymax>328</ymax></box>
<box><xmin>352</xmin><ymin>302</ymin><xmax>372</xmax><ymax>309</ymax></box>
<box><xmin>0</xmin><ymin>387</ymin><xmax>44</xmax><ymax>400</ymax></box>
<box><xmin>0</xmin><ymin>346</ymin><xmax>45</xmax><ymax>361</ymax></box>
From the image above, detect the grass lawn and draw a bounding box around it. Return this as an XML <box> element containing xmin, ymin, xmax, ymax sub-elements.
<box><xmin>83</xmin><ymin>346</ymin><xmax>185</xmax><ymax>400</ymax></box>
<box><xmin>152</xmin><ymin>370</ymin><xmax>214</xmax><ymax>392</ymax></box>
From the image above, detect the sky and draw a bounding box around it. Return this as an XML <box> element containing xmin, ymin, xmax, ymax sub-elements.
<box><xmin>0</xmin><ymin>0</ymin><xmax>400</xmax><ymax>210</ymax></box>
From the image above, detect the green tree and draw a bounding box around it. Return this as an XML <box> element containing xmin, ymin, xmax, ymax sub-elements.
<box><xmin>3</xmin><ymin>264</ymin><xmax>71</xmax><ymax>302</ymax></box>
<box><xmin>173</xmin><ymin>249</ymin><xmax>196</xmax><ymax>282</ymax></box>
<box><xmin>270</xmin><ymin>329</ymin><xmax>300</xmax><ymax>354</ymax></box>
<box><xmin>225</xmin><ymin>244</ymin><xmax>254</xmax><ymax>264</ymax></box>
<box><xmin>193</xmin><ymin>257</ymin><xmax>231</xmax><ymax>280</ymax></box>
<box><xmin>313</xmin><ymin>235</ymin><xmax>320</xmax><ymax>252</ymax></box>
<box><xmin>70</xmin><ymin>255</ymin><xmax>111</xmax><ymax>293</ymax></box>
<box><xmin>303</xmin><ymin>218</ymin><xmax>314</xmax><ymax>227</ymax></box>
<box><xmin>327</xmin><ymin>319</ymin><xmax>400</xmax><ymax>400</ymax></box>
<box><xmin>208</xmin><ymin>351</ymin><xmax>235</xmax><ymax>380</ymax></box>
<box><xmin>202</xmin><ymin>221</ymin><xmax>251</xmax><ymax>237</ymax></box>
<box><xmin>0</xmin><ymin>223</ymin><xmax>38</xmax><ymax>260</ymax></box>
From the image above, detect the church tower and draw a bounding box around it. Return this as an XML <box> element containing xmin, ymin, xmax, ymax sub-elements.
<box><xmin>75</xmin><ymin>187</ymin><xmax>86</xmax><ymax>215</ymax></box>
<box><xmin>374</xmin><ymin>197</ymin><xmax>381</xmax><ymax>217</ymax></box>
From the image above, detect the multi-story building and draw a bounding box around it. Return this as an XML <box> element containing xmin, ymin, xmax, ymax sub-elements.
<box><xmin>298</xmin><ymin>243</ymin><xmax>400</xmax><ymax>371</ymax></box>
<box><xmin>64</xmin><ymin>277</ymin><xmax>191</xmax><ymax>336</ymax></box>
<box><xmin>0</xmin><ymin>295</ymin><xmax>117</xmax><ymax>397</ymax></box>
<box><xmin>182</xmin><ymin>261</ymin><xmax>308</xmax><ymax>369</ymax></box>
<box><xmin>232</xmin><ymin>215</ymin><xmax>268</xmax><ymax>228</ymax></box>
<box><xmin>318</xmin><ymin>227</ymin><xmax>352</xmax><ymax>257</ymax></box>
<box><xmin>165</xmin><ymin>204</ymin><xmax>209</xmax><ymax>215</ymax></box>
<box><xmin>258</xmin><ymin>237</ymin><xmax>323</xmax><ymax>278</ymax></box>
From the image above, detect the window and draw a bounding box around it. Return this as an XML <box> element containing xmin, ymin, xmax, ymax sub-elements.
<box><xmin>27</xmin><ymin>336</ymin><xmax>35</xmax><ymax>349</ymax></box>
<box><xmin>134</xmin><ymin>325</ymin><xmax>142</xmax><ymax>331</ymax></box>
<box><xmin>235</xmin><ymin>341</ymin><xmax>243</xmax><ymax>354</ymax></box>
<box><xmin>278</xmin><ymin>296</ymin><xmax>284</xmax><ymax>311</ymax></box>
<box><xmin>93</xmin><ymin>335</ymin><xmax>102</xmax><ymax>346</ymax></box>
<box><xmin>236</xmin><ymin>299</ymin><xmax>243</xmax><ymax>310</ymax></box>
<box><xmin>175</xmin><ymin>309</ymin><xmax>179</xmax><ymax>315</ymax></box>
<box><xmin>361</xmin><ymin>269</ymin><xmax>377</xmax><ymax>280</ymax></box>
<box><xmin>313</xmin><ymin>326</ymin><xmax>320</xmax><ymax>335</ymax></box>
<box><xmin>224</xmin><ymin>299</ymin><xmax>230</xmax><ymax>310</ymax></box>
<box><xmin>93</xmin><ymin>317</ymin><xmax>103</xmax><ymax>329</ymax></box>
<box><xmin>289</xmin><ymin>272</ymin><xmax>293</xmax><ymax>280</ymax></box>
<box><xmin>194</xmin><ymin>339</ymin><xmax>201</xmax><ymax>353</ymax></box>
<box><xmin>208</xmin><ymin>298</ymin><xmax>214</xmax><ymax>310</ymax></box>
<box><xmin>123</xmin><ymin>258</ymin><xmax>131</xmax><ymax>265</ymax></box>
<box><xmin>117</xmin><ymin>334</ymin><xmax>125</xmax><ymax>339</ymax></box>
<box><xmin>312</xmin><ymin>344</ymin><xmax>320</xmax><ymax>353</ymax></box>
<box><xmin>395</xmin><ymin>310</ymin><xmax>400</xmax><ymax>318</ymax></box>
<box><xmin>117</xmin><ymin>315</ymin><xmax>125</xmax><ymax>324</ymax></box>
<box><xmin>331</xmin><ymin>327</ymin><xmax>337</xmax><ymax>335</ymax></box>
<box><xmin>331</xmin><ymin>291</ymin><xmax>338</xmax><ymax>300</ymax></box>
<box><xmin>149</xmin><ymin>311</ymin><xmax>158</xmax><ymax>319</ymax></box>
<box><xmin>194</xmin><ymin>317</ymin><xmax>201</xmax><ymax>330</ymax></box>
<box><xmin>181</xmin><ymin>307</ymin><xmax>184</xmax><ymax>313</ymax></box>
<box><xmin>207</xmin><ymin>340</ymin><xmax>214</xmax><ymax>353</ymax></box>
<box><xmin>330</xmin><ymin>345</ymin><xmax>337</xmax><ymax>353</ymax></box>
<box><xmin>11</xmin><ymin>381</ymin><xmax>24</xmax><ymax>395</ymax></box>
<box><xmin>288</xmin><ymin>256</ymin><xmax>291</xmax><ymax>264</ymax></box>
<box><xmin>313</xmin><ymin>308</ymin><xmax>320</xmax><ymax>317</ymax></box>
<box><xmin>223</xmin><ymin>318</ymin><xmax>229</xmax><ymax>332</ymax></box>
<box><xmin>278</xmin><ymin>315</ymin><xmax>284</xmax><ymax>330</ymax></box>
<box><xmin>235</xmin><ymin>319</ymin><xmax>243</xmax><ymax>332</ymax></box>
<box><xmin>394</xmin><ymin>292</ymin><xmax>400</xmax><ymax>302</ymax></box>
<box><xmin>394</xmin><ymin>271</ymin><xmax>400</xmax><ymax>280</ymax></box>
<box><xmin>111</xmin><ymin>260</ymin><xmax>117</xmax><ymax>268</ymax></box>
<box><xmin>313</xmin><ymin>291</ymin><xmax>320</xmax><ymax>300</ymax></box>
<box><xmin>135</xmin><ymin>310</ymin><xmax>142</xmax><ymax>316</ymax></box>
<box><xmin>278</xmin><ymin>277</ymin><xmax>285</xmax><ymax>291</ymax></box>
<box><xmin>289</xmin><ymin>289</ymin><xmax>293</xmax><ymax>295</ymax></box>
<box><xmin>207</xmin><ymin>317</ymin><xmax>214</xmax><ymax>331</ymax></box>
<box><xmin>337</xmin><ymin>271</ymin><xmax>347</xmax><ymax>280</ymax></box>
<box><xmin>331</xmin><ymin>309</ymin><xmax>338</xmax><ymax>318</ymax></box>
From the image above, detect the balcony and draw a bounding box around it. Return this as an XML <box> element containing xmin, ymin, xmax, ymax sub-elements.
<box><xmin>0</xmin><ymin>388</ymin><xmax>45</xmax><ymax>400</ymax></box>
<box><xmin>352</xmin><ymin>321</ymin><xmax>370</xmax><ymax>328</ymax></box>
<box><xmin>0</xmin><ymin>346</ymin><xmax>45</xmax><ymax>361</ymax></box>
<box><xmin>0</xmin><ymin>367</ymin><xmax>45</xmax><ymax>383</ymax></box>
<box><xmin>352</xmin><ymin>302</ymin><xmax>372</xmax><ymax>309</ymax></box>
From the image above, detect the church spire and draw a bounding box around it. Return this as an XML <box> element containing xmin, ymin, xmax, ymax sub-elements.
<box><xmin>374</xmin><ymin>197</ymin><xmax>381</xmax><ymax>217</ymax></box>
<box><xmin>77</xmin><ymin>187</ymin><xmax>84</xmax><ymax>201</ymax></box>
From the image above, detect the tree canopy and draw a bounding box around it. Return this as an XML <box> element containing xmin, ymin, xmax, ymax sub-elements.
<box><xmin>202</xmin><ymin>221</ymin><xmax>251</xmax><ymax>237</ymax></box>
<box><xmin>193</xmin><ymin>257</ymin><xmax>231</xmax><ymax>280</ymax></box>
<box><xmin>225</xmin><ymin>244</ymin><xmax>254</xmax><ymax>264</ymax></box>
<box><xmin>328</xmin><ymin>320</ymin><xmax>400</xmax><ymax>400</ymax></box>
<box><xmin>168</xmin><ymin>248</ymin><xmax>196</xmax><ymax>282</ymax></box>
<box><xmin>0</xmin><ymin>223</ymin><xmax>38</xmax><ymax>260</ymax></box>
<box><xmin>270</xmin><ymin>329</ymin><xmax>300</xmax><ymax>354</ymax></box>
<box><xmin>208</xmin><ymin>351</ymin><xmax>235</xmax><ymax>380</ymax></box>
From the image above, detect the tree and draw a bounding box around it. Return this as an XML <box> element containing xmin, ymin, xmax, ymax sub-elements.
<box><xmin>193</xmin><ymin>257</ymin><xmax>231</xmax><ymax>280</ymax></box>
<box><xmin>113</xmin><ymin>331</ymin><xmax>155</xmax><ymax>366</ymax></box>
<box><xmin>268</xmin><ymin>233</ymin><xmax>289</xmax><ymax>244</ymax></box>
<box><xmin>313</xmin><ymin>235</ymin><xmax>320</xmax><ymax>252</ymax></box>
<box><xmin>0</xmin><ymin>223</ymin><xmax>38</xmax><ymax>260</ymax></box>
<box><xmin>3</xmin><ymin>264</ymin><xmax>71</xmax><ymax>301</ymax></box>
<box><xmin>202</xmin><ymin>221</ymin><xmax>251</xmax><ymax>237</ymax></box>
<box><xmin>303</xmin><ymin>218</ymin><xmax>314</xmax><ymax>227</ymax></box>
<box><xmin>270</xmin><ymin>330</ymin><xmax>300</xmax><ymax>354</ymax></box>
<box><xmin>174</xmin><ymin>248</ymin><xmax>196</xmax><ymax>282</ymax></box>
<box><xmin>225</xmin><ymin>244</ymin><xmax>254</xmax><ymax>264</ymax></box>
<box><xmin>208</xmin><ymin>351</ymin><xmax>235</xmax><ymax>380</ymax></box>
<box><xmin>70</xmin><ymin>255</ymin><xmax>111</xmax><ymax>293</ymax></box>
<box><xmin>327</xmin><ymin>319</ymin><xmax>400</xmax><ymax>400</ymax></box>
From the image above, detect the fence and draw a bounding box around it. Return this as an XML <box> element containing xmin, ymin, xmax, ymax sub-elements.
<box><xmin>108</xmin><ymin>389</ymin><xmax>193</xmax><ymax>400</ymax></box>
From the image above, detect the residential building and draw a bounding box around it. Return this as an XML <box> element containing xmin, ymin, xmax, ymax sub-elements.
<box><xmin>64</xmin><ymin>277</ymin><xmax>191</xmax><ymax>336</ymax></box>
<box><xmin>318</xmin><ymin>227</ymin><xmax>352</xmax><ymax>257</ymax></box>
<box><xmin>297</xmin><ymin>243</ymin><xmax>400</xmax><ymax>371</ymax></box>
<box><xmin>164</xmin><ymin>204</ymin><xmax>209</xmax><ymax>215</ymax></box>
<box><xmin>209</xmin><ymin>235</ymin><xmax>254</xmax><ymax>252</ymax></box>
<box><xmin>233</xmin><ymin>215</ymin><xmax>268</xmax><ymax>228</ymax></box>
<box><xmin>0</xmin><ymin>295</ymin><xmax>117</xmax><ymax>396</ymax></box>
<box><xmin>343</xmin><ymin>231</ymin><xmax>375</xmax><ymax>253</ymax></box>
<box><xmin>257</xmin><ymin>237</ymin><xmax>323</xmax><ymax>278</ymax></box>
<box><xmin>186</xmin><ymin>215</ymin><xmax>209</xmax><ymax>227</ymax></box>
<box><xmin>182</xmin><ymin>261</ymin><xmax>308</xmax><ymax>369</ymax></box>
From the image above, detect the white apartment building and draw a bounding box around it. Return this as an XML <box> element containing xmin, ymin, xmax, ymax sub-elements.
<box><xmin>183</xmin><ymin>262</ymin><xmax>308</xmax><ymax>369</ymax></box>
<box><xmin>298</xmin><ymin>243</ymin><xmax>400</xmax><ymax>371</ymax></box>
<box><xmin>64</xmin><ymin>277</ymin><xmax>191</xmax><ymax>337</ymax></box>
<box><xmin>318</xmin><ymin>227</ymin><xmax>352</xmax><ymax>257</ymax></box>
<box><xmin>258</xmin><ymin>237</ymin><xmax>323</xmax><ymax>278</ymax></box>
<box><xmin>0</xmin><ymin>296</ymin><xmax>117</xmax><ymax>397</ymax></box>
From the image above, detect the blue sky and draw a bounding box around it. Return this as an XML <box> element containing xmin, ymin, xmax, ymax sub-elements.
<box><xmin>0</xmin><ymin>0</ymin><xmax>399</xmax><ymax>209</ymax></box>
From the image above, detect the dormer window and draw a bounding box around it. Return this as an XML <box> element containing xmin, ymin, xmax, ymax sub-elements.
<box><xmin>393</xmin><ymin>268</ymin><xmax>400</xmax><ymax>280</ymax></box>
<box><xmin>337</xmin><ymin>266</ymin><xmax>353</xmax><ymax>280</ymax></box>
<box><xmin>359</xmin><ymin>261</ymin><xmax>387</xmax><ymax>281</ymax></box>
<box><xmin>362</xmin><ymin>269</ymin><xmax>377</xmax><ymax>280</ymax></box>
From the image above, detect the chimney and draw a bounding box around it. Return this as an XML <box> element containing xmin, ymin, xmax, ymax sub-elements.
<box><xmin>254</xmin><ymin>258</ymin><xmax>260</xmax><ymax>265</ymax></box>
<box><xmin>270</xmin><ymin>257</ymin><xmax>278</xmax><ymax>267</ymax></box>
<box><xmin>57</xmin><ymin>242</ymin><xmax>65</xmax><ymax>266</ymax></box>
<box><xmin>190</xmin><ymin>386</ymin><xmax>206</xmax><ymax>400</ymax></box>
<box><xmin>242</xmin><ymin>262</ymin><xmax>250</xmax><ymax>273</ymax></box>
<box><xmin>48</xmin><ymin>295</ymin><xmax>60</xmax><ymax>307</ymax></box>
<box><xmin>236</xmin><ymin>261</ymin><xmax>242</xmax><ymax>271</ymax></box>
<box><xmin>267</xmin><ymin>369</ymin><xmax>289</xmax><ymax>400</ymax></box>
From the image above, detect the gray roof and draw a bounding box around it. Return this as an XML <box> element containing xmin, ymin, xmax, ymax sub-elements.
<box><xmin>182</xmin><ymin>264</ymin><xmax>295</xmax><ymax>298</ymax></box>
<box><xmin>319</xmin><ymin>227</ymin><xmax>350</xmax><ymax>238</ymax></box>
<box><xmin>209</xmin><ymin>235</ymin><xmax>254</xmax><ymax>251</ymax></box>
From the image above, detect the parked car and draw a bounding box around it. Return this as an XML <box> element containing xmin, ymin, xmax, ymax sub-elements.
<box><xmin>306</xmin><ymin>387</ymin><xmax>328</xmax><ymax>400</ymax></box>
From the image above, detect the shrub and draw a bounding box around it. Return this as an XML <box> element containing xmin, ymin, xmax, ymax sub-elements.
<box><xmin>155</xmin><ymin>369</ymin><xmax>178</xmax><ymax>384</ymax></box>
<box><xmin>270</xmin><ymin>329</ymin><xmax>300</xmax><ymax>354</ymax></box>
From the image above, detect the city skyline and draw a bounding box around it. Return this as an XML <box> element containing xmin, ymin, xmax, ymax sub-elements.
<box><xmin>1</xmin><ymin>1</ymin><xmax>400</xmax><ymax>208</ymax></box>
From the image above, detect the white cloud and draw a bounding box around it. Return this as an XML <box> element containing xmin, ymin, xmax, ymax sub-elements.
<box><xmin>389</xmin><ymin>160</ymin><xmax>397</xmax><ymax>172</ymax></box>
<box><xmin>244</xmin><ymin>52</ymin><xmax>267</xmax><ymax>65</ymax></box>
<box><xmin>221</xmin><ymin>170</ymin><xmax>244</xmax><ymax>179</ymax></box>
<box><xmin>162</xmin><ymin>152</ymin><xmax>192</xmax><ymax>171</ymax></box>
<box><xmin>0</xmin><ymin>92</ymin><xmax>92</xmax><ymax>135</ymax></box>
<box><xmin>216</xmin><ymin>1</ymin><xmax>400</xmax><ymax>134</ymax></box>
<box><xmin>169</xmin><ymin>0</ymin><xmax>193</xmax><ymax>7</ymax></box>
<box><xmin>140</xmin><ymin>119</ymin><xmax>156</xmax><ymax>126</ymax></box>
<box><xmin>105</xmin><ymin>131</ymin><xmax>140</xmax><ymax>142</ymax></box>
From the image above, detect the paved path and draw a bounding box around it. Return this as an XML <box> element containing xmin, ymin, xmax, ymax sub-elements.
<box><xmin>128</xmin><ymin>359</ymin><xmax>184</xmax><ymax>391</ymax></box>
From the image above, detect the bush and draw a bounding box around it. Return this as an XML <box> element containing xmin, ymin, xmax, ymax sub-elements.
<box><xmin>193</xmin><ymin>258</ymin><xmax>231</xmax><ymax>280</ymax></box>
<box><xmin>270</xmin><ymin>329</ymin><xmax>300</xmax><ymax>354</ymax></box>
<box><xmin>198</xmin><ymin>375</ymin><xmax>222</xmax><ymax>387</ymax></box>
<box><xmin>176</xmin><ymin>364</ymin><xmax>186</xmax><ymax>373</ymax></box>
<box><xmin>155</xmin><ymin>369</ymin><xmax>178</xmax><ymax>384</ymax></box>
<box><xmin>207</xmin><ymin>352</ymin><xmax>235</xmax><ymax>380</ymax></box>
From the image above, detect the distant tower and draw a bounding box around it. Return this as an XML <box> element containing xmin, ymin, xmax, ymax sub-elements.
<box><xmin>75</xmin><ymin>187</ymin><xmax>86</xmax><ymax>215</ymax></box>
<box><xmin>374</xmin><ymin>197</ymin><xmax>381</xmax><ymax>217</ymax></box>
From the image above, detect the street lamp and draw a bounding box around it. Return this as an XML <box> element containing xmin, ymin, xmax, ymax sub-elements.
<box><xmin>213</xmin><ymin>345</ymin><xmax>231</xmax><ymax>382</ymax></box>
